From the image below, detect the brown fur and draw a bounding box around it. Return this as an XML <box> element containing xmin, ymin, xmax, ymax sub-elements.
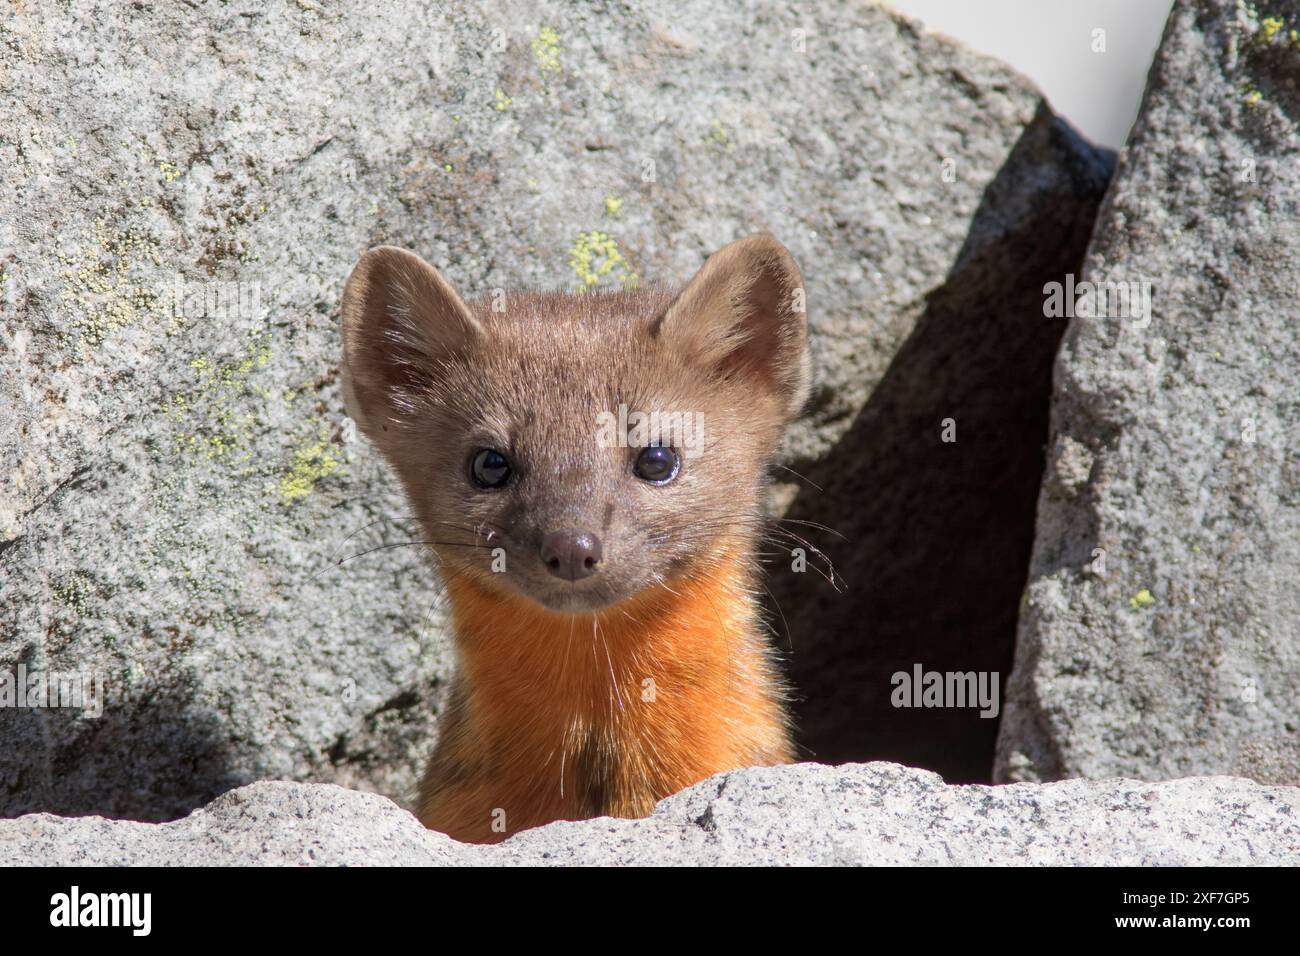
<box><xmin>341</xmin><ymin>234</ymin><xmax>809</xmax><ymax>844</ymax></box>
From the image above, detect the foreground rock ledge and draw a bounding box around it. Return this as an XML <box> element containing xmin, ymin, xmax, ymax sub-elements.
<box><xmin>2</xmin><ymin>763</ymin><xmax>1295</xmax><ymax>866</ymax></box>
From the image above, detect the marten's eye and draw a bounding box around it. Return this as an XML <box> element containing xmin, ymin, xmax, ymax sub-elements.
<box><xmin>633</xmin><ymin>446</ymin><xmax>679</xmax><ymax>485</ymax></box>
<box><xmin>470</xmin><ymin>448</ymin><xmax>512</xmax><ymax>489</ymax></box>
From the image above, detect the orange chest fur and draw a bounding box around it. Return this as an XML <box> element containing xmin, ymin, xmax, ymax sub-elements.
<box><xmin>434</xmin><ymin>560</ymin><xmax>792</xmax><ymax>833</ymax></box>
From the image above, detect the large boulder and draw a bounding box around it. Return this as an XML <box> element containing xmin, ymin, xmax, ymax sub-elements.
<box><xmin>997</xmin><ymin>0</ymin><xmax>1300</xmax><ymax>785</ymax></box>
<box><xmin>0</xmin><ymin>0</ymin><xmax>1110</xmax><ymax>820</ymax></box>
<box><xmin>1</xmin><ymin>762</ymin><xmax>1295</xmax><ymax>865</ymax></box>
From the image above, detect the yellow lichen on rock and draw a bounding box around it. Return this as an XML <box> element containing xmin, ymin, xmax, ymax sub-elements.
<box><xmin>568</xmin><ymin>230</ymin><xmax>638</xmax><ymax>290</ymax></box>
<box><xmin>279</xmin><ymin>437</ymin><xmax>342</xmax><ymax>503</ymax></box>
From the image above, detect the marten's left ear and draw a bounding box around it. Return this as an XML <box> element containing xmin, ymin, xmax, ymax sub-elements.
<box><xmin>652</xmin><ymin>232</ymin><xmax>810</xmax><ymax>419</ymax></box>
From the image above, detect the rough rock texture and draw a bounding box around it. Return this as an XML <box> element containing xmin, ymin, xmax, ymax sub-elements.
<box><xmin>997</xmin><ymin>0</ymin><xmax>1300</xmax><ymax>785</ymax></box>
<box><xmin>0</xmin><ymin>0</ymin><xmax>1111</xmax><ymax>821</ymax></box>
<box><xmin>1</xmin><ymin>763</ymin><xmax>1295</xmax><ymax>866</ymax></box>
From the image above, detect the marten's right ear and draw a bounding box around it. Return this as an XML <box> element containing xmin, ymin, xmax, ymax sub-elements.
<box><xmin>340</xmin><ymin>245</ymin><xmax>482</xmax><ymax>436</ymax></box>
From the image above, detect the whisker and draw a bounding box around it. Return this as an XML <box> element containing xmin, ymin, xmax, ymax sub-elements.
<box><xmin>322</xmin><ymin>514</ymin><xmax>423</xmax><ymax>567</ymax></box>
<box><xmin>760</xmin><ymin>580</ymin><xmax>793</xmax><ymax>653</ymax></box>
<box><xmin>595</xmin><ymin>616</ymin><xmax>624</xmax><ymax>713</ymax></box>
<box><xmin>773</xmin><ymin>462</ymin><xmax>823</xmax><ymax>492</ymax></box>
<box><xmin>324</xmin><ymin>538</ymin><xmax>493</xmax><ymax>571</ymax></box>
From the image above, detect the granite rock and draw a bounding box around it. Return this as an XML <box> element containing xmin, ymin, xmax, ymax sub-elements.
<box><xmin>0</xmin><ymin>0</ymin><xmax>1111</xmax><ymax>818</ymax></box>
<box><xmin>2</xmin><ymin>763</ymin><xmax>1295</xmax><ymax>866</ymax></box>
<box><xmin>996</xmin><ymin>0</ymin><xmax>1300</xmax><ymax>785</ymax></box>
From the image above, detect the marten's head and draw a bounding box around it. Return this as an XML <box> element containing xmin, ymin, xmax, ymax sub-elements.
<box><xmin>341</xmin><ymin>234</ymin><xmax>809</xmax><ymax>615</ymax></box>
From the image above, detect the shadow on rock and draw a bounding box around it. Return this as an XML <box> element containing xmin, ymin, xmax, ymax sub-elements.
<box><xmin>768</xmin><ymin>109</ymin><xmax>1112</xmax><ymax>783</ymax></box>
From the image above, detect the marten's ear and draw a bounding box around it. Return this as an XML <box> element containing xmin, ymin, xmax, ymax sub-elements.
<box><xmin>651</xmin><ymin>233</ymin><xmax>810</xmax><ymax>419</ymax></box>
<box><xmin>340</xmin><ymin>245</ymin><xmax>483</xmax><ymax>435</ymax></box>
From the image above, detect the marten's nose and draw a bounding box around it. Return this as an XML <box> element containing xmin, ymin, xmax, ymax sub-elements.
<box><xmin>540</xmin><ymin>530</ymin><xmax>602</xmax><ymax>581</ymax></box>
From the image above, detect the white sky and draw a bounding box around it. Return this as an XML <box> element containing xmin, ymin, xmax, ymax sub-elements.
<box><xmin>885</xmin><ymin>0</ymin><xmax>1175</xmax><ymax>148</ymax></box>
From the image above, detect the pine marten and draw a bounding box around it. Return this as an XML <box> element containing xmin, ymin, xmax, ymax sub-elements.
<box><xmin>340</xmin><ymin>233</ymin><xmax>810</xmax><ymax>844</ymax></box>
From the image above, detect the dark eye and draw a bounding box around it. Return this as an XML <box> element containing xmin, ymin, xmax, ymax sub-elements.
<box><xmin>633</xmin><ymin>446</ymin><xmax>679</xmax><ymax>484</ymax></box>
<box><xmin>470</xmin><ymin>448</ymin><xmax>512</xmax><ymax>488</ymax></box>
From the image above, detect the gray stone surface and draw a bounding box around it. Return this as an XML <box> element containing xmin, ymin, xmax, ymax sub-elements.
<box><xmin>2</xmin><ymin>762</ymin><xmax>1296</xmax><ymax>865</ymax></box>
<box><xmin>997</xmin><ymin>0</ymin><xmax>1300</xmax><ymax>785</ymax></box>
<box><xmin>0</xmin><ymin>0</ymin><xmax>1112</xmax><ymax>819</ymax></box>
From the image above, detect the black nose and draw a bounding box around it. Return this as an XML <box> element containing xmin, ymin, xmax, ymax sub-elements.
<box><xmin>540</xmin><ymin>530</ymin><xmax>602</xmax><ymax>581</ymax></box>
